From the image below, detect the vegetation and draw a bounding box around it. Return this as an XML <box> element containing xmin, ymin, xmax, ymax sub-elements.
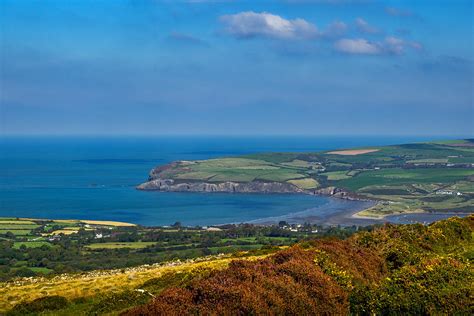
<box><xmin>2</xmin><ymin>216</ymin><xmax>471</xmax><ymax>315</ymax></box>
<box><xmin>145</xmin><ymin>139</ymin><xmax>474</xmax><ymax>217</ymax></box>
<box><xmin>125</xmin><ymin>215</ymin><xmax>473</xmax><ymax>315</ymax></box>
<box><xmin>0</xmin><ymin>217</ymin><xmax>364</xmax><ymax>284</ymax></box>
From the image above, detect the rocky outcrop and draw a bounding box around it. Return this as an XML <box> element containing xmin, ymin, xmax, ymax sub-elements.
<box><xmin>137</xmin><ymin>179</ymin><xmax>305</xmax><ymax>194</ymax></box>
<box><xmin>313</xmin><ymin>186</ymin><xmax>372</xmax><ymax>201</ymax></box>
<box><xmin>136</xmin><ymin>178</ymin><xmax>369</xmax><ymax>202</ymax></box>
<box><xmin>138</xmin><ymin>162</ymin><xmax>370</xmax><ymax>201</ymax></box>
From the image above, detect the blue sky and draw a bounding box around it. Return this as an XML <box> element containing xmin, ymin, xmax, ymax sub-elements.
<box><xmin>0</xmin><ymin>0</ymin><xmax>472</xmax><ymax>136</ymax></box>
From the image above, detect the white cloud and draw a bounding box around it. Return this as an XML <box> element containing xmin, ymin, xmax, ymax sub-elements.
<box><xmin>219</xmin><ymin>11</ymin><xmax>318</xmax><ymax>40</ymax></box>
<box><xmin>385</xmin><ymin>36</ymin><xmax>423</xmax><ymax>54</ymax></box>
<box><xmin>322</xmin><ymin>20</ymin><xmax>347</xmax><ymax>37</ymax></box>
<box><xmin>335</xmin><ymin>36</ymin><xmax>423</xmax><ymax>55</ymax></box>
<box><xmin>385</xmin><ymin>7</ymin><xmax>413</xmax><ymax>17</ymax></box>
<box><xmin>384</xmin><ymin>36</ymin><xmax>404</xmax><ymax>54</ymax></box>
<box><xmin>334</xmin><ymin>38</ymin><xmax>381</xmax><ymax>54</ymax></box>
<box><xmin>355</xmin><ymin>18</ymin><xmax>379</xmax><ymax>34</ymax></box>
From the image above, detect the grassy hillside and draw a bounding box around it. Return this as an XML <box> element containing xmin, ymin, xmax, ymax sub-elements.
<box><xmin>4</xmin><ymin>216</ymin><xmax>472</xmax><ymax>315</ymax></box>
<box><xmin>2</xmin><ymin>217</ymin><xmax>340</xmax><ymax>283</ymax></box>
<box><xmin>125</xmin><ymin>215</ymin><xmax>473</xmax><ymax>315</ymax></box>
<box><xmin>144</xmin><ymin>139</ymin><xmax>474</xmax><ymax>217</ymax></box>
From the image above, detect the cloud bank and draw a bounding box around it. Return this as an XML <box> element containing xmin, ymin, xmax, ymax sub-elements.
<box><xmin>219</xmin><ymin>11</ymin><xmax>423</xmax><ymax>57</ymax></box>
<box><xmin>334</xmin><ymin>38</ymin><xmax>381</xmax><ymax>54</ymax></box>
<box><xmin>355</xmin><ymin>18</ymin><xmax>379</xmax><ymax>34</ymax></box>
<box><xmin>219</xmin><ymin>11</ymin><xmax>318</xmax><ymax>40</ymax></box>
<box><xmin>334</xmin><ymin>36</ymin><xmax>423</xmax><ymax>55</ymax></box>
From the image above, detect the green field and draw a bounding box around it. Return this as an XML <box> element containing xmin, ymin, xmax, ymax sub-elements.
<box><xmin>86</xmin><ymin>242</ymin><xmax>157</xmax><ymax>249</ymax></box>
<box><xmin>13</xmin><ymin>241</ymin><xmax>51</xmax><ymax>249</ymax></box>
<box><xmin>0</xmin><ymin>224</ymin><xmax>40</xmax><ymax>230</ymax></box>
<box><xmin>287</xmin><ymin>178</ymin><xmax>319</xmax><ymax>189</ymax></box>
<box><xmin>337</xmin><ymin>168</ymin><xmax>474</xmax><ymax>191</ymax></box>
<box><xmin>157</xmin><ymin>157</ymin><xmax>309</xmax><ymax>183</ymax></box>
<box><xmin>321</xmin><ymin>170</ymin><xmax>353</xmax><ymax>181</ymax></box>
<box><xmin>142</xmin><ymin>139</ymin><xmax>474</xmax><ymax>217</ymax></box>
<box><xmin>0</xmin><ymin>229</ymin><xmax>33</xmax><ymax>235</ymax></box>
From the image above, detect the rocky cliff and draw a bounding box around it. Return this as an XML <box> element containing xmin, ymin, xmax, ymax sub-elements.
<box><xmin>137</xmin><ymin>178</ymin><xmax>305</xmax><ymax>194</ymax></box>
<box><xmin>137</xmin><ymin>161</ymin><xmax>367</xmax><ymax>201</ymax></box>
<box><xmin>136</xmin><ymin>177</ymin><xmax>367</xmax><ymax>202</ymax></box>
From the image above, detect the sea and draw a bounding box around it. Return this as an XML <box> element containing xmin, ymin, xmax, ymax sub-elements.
<box><xmin>0</xmin><ymin>135</ymin><xmax>460</xmax><ymax>226</ymax></box>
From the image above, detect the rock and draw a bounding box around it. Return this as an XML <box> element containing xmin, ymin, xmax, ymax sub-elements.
<box><xmin>136</xmin><ymin>178</ymin><xmax>304</xmax><ymax>194</ymax></box>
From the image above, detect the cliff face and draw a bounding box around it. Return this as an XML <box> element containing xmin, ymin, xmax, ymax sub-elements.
<box><xmin>136</xmin><ymin>178</ymin><xmax>366</xmax><ymax>202</ymax></box>
<box><xmin>137</xmin><ymin>179</ymin><xmax>304</xmax><ymax>194</ymax></box>
<box><xmin>137</xmin><ymin>162</ymin><xmax>364</xmax><ymax>200</ymax></box>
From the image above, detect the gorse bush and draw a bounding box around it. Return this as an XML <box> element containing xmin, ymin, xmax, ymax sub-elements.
<box><xmin>6</xmin><ymin>296</ymin><xmax>69</xmax><ymax>316</ymax></box>
<box><xmin>124</xmin><ymin>216</ymin><xmax>473</xmax><ymax>315</ymax></box>
<box><xmin>350</xmin><ymin>257</ymin><xmax>472</xmax><ymax>315</ymax></box>
<box><xmin>88</xmin><ymin>290</ymin><xmax>151</xmax><ymax>315</ymax></box>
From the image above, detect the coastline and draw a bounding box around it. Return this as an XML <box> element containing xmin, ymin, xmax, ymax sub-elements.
<box><xmin>245</xmin><ymin>198</ymin><xmax>379</xmax><ymax>226</ymax></box>
<box><xmin>137</xmin><ymin>179</ymin><xmax>386</xmax><ymax>225</ymax></box>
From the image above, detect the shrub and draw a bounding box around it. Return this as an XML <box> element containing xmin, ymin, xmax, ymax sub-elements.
<box><xmin>88</xmin><ymin>290</ymin><xmax>151</xmax><ymax>315</ymax></box>
<box><xmin>7</xmin><ymin>296</ymin><xmax>69</xmax><ymax>315</ymax></box>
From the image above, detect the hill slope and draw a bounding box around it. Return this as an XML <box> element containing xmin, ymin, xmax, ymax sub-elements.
<box><xmin>125</xmin><ymin>215</ymin><xmax>473</xmax><ymax>315</ymax></box>
<box><xmin>138</xmin><ymin>139</ymin><xmax>474</xmax><ymax>218</ymax></box>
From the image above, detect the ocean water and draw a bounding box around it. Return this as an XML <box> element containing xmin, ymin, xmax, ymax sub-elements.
<box><xmin>0</xmin><ymin>135</ymin><xmax>447</xmax><ymax>226</ymax></box>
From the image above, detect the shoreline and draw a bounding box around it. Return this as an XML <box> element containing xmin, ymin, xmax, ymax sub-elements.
<box><xmin>245</xmin><ymin>198</ymin><xmax>379</xmax><ymax>227</ymax></box>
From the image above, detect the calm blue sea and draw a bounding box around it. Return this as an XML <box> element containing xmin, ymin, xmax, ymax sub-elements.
<box><xmin>0</xmin><ymin>136</ymin><xmax>448</xmax><ymax>226</ymax></box>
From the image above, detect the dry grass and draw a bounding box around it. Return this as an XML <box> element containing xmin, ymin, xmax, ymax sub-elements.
<box><xmin>327</xmin><ymin>149</ymin><xmax>379</xmax><ymax>156</ymax></box>
<box><xmin>0</xmin><ymin>254</ymin><xmax>266</xmax><ymax>312</ymax></box>
<box><xmin>46</xmin><ymin>229</ymin><xmax>79</xmax><ymax>235</ymax></box>
<box><xmin>18</xmin><ymin>218</ymin><xmax>136</xmax><ymax>227</ymax></box>
<box><xmin>0</xmin><ymin>220</ymin><xmax>36</xmax><ymax>225</ymax></box>
<box><xmin>81</xmin><ymin>220</ymin><xmax>136</xmax><ymax>227</ymax></box>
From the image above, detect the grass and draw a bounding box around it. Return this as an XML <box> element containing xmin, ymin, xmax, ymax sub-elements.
<box><xmin>218</xmin><ymin>237</ymin><xmax>296</xmax><ymax>244</ymax></box>
<box><xmin>0</xmin><ymin>220</ymin><xmax>36</xmax><ymax>225</ymax></box>
<box><xmin>0</xmin><ymin>229</ymin><xmax>32</xmax><ymax>235</ymax></box>
<box><xmin>28</xmin><ymin>267</ymin><xmax>54</xmax><ymax>274</ymax></box>
<box><xmin>321</xmin><ymin>171</ymin><xmax>353</xmax><ymax>181</ymax></box>
<box><xmin>281</xmin><ymin>160</ymin><xmax>314</xmax><ymax>168</ymax></box>
<box><xmin>175</xmin><ymin>172</ymin><xmax>217</xmax><ymax>180</ymax></box>
<box><xmin>173</xmin><ymin>157</ymin><xmax>312</xmax><ymax>183</ymax></box>
<box><xmin>0</xmin><ymin>224</ymin><xmax>40</xmax><ymax>230</ymax></box>
<box><xmin>47</xmin><ymin>229</ymin><xmax>79</xmax><ymax>235</ymax></box>
<box><xmin>0</xmin><ymin>254</ymin><xmax>267</xmax><ymax>313</ymax></box>
<box><xmin>255</xmin><ymin>171</ymin><xmax>306</xmax><ymax>182</ymax></box>
<box><xmin>451</xmin><ymin>181</ymin><xmax>474</xmax><ymax>193</ymax></box>
<box><xmin>337</xmin><ymin>168</ymin><xmax>474</xmax><ymax>191</ymax></box>
<box><xmin>287</xmin><ymin>178</ymin><xmax>319</xmax><ymax>189</ymax></box>
<box><xmin>13</xmin><ymin>241</ymin><xmax>51</xmax><ymax>249</ymax></box>
<box><xmin>136</xmin><ymin>139</ymin><xmax>474</xmax><ymax>219</ymax></box>
<box><xmin>80</xmin><ymin>220</ymin><xmax>136</xmax><ymax>227</ymax></box>
<box><xmin>86</xmin><ymin>242</ymin><xmax>157</xmax><ymax>249</ymax></box>
<box><xmin>407</xmin><ymin>158</ymin><xmax>448</xmax><ymax>164</ymax></box>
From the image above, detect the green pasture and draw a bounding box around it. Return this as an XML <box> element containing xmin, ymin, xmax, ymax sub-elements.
<box><xmin>13</xmin><ymin>241</ymin><xmax>51</xmax><ymax>249</ymax></box>
<box><xmin>287</xmin><ymin>178</ymin><xmax>319</xmax><ymax>189</ymax></box>
<box><xmin>0</xmin><ymin>219</ymin><xmax>36</xmax><ymax>225</ymax></box>
<box><xmin>336</xmin><ymin>168</ymin><xmax>474</xmax><ymax>191</ymax></box>
<box><xmin>0</xmin><ymin>224</ymin><xmax>40</xmax><ymax>230</ymax></box>
<box><xmin>86</xmin><ymin>242</ymin><xmax>157</xmax><ymax>249</ymax></box>
<box><xmin>321</xmin><ymin>170</ymin><xmax>353</xmax><ymax>181</ymax></box>
<box><xmin>0</xmin><ymin>229</ymin><xmax>33</xmax><ymax>236</ymax></box>
<box><xmin>407</xmin><ymin>158</ymin><xmax>448</xmax><ymax>164</ymax></box>
<box><xmin>243</xmin><ymin>152</ymin><xmax>300</xmax><ymax>164</ymax></box>
<box><xmin>171</xmin><ymin>157</ymin><xmax>309</xmax><ymax>183</ymax></box>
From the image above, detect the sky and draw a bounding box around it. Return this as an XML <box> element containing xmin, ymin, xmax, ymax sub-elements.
<box><xmin>0</xmin><ymin>0</ymin><xmax>473</xmax><ymax>136</ymax></box>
